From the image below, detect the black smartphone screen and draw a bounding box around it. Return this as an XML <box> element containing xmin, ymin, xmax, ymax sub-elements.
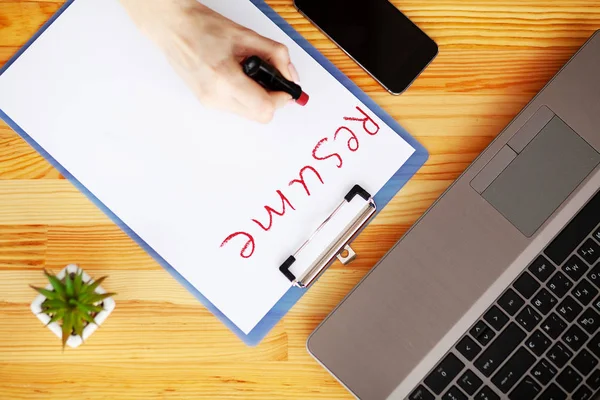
<box><xmin>294</xmin><ymin>0</ymin><xmax>438</xmax><ymax>94</ymax></box>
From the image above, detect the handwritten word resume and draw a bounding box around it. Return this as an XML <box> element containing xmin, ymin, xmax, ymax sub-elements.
<box><xmin>0</xmin><ymin>0</ymin><xmax>415</xmax><ymax>335</ymax></box>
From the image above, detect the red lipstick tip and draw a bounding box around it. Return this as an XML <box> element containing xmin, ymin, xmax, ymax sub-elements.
<box><xmin>296</xmin><ymin>92</ymin><xmax>309</xmax><ymax>106</ymax></box>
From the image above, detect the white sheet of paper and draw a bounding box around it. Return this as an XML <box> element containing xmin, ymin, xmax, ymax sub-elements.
<box><xmin>0</xmin><ymin>0</ymin><xmax>415</xmax><ymax>334</ymax></box>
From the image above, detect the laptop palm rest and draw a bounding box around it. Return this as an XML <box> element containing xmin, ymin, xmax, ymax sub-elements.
<box><xmin>476</xmin><ymin>111</ymin><xmax>599</xmax><ymax>237</ymax></box>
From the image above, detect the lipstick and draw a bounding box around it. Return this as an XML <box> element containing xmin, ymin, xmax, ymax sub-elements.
<box><xmin>242</xmin><ymin>55</ymin><xmax>309</xmax><ymax>106</ymax></box>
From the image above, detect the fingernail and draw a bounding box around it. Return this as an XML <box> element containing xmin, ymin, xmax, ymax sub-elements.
<box><xmin>288</xmin><ymin>63</ymin><xmax>300</xmax><ymax>84</ymax></box>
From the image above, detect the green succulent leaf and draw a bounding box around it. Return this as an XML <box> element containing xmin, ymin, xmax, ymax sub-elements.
<box><xmin>31</xmin><ymin>286</ymin><xmax>60</xmax><ymax>301</ymax></box>
<box><xmin>73</xmin><ymin>313</ymin><xmax>84</xmax><ymax>338</ymax></box>
<box><xmin>73</xmin><ymin>270</ymin><xmax>83</xmax><ymax>297</ymax></box>
<box><xmin>74</xmin><ymin>301</ymin><xmax>103</xmax><ymax>314</ymax></box>
<box><xmin>64</xmin><ymin>272</ymin><xmax>75</xmax><ymax>298</ymax></box>
<box><xmin>84</xmin><ymin>276</ymin><xmax>107</xmax><ymax>294</ymax></box>
<box><xmin>44</xmin><ymin>309</ymin><xmax>64</xmax><ymax>318</ymax></box>
<box><xmin>43</xmin><ymin>270</ymin><xmax>67</xmax><ymax>301</ymax></box>
<box><xmin>78</xmin><ymin>310</ymin><xmax>97</xmax><ymax>325</ymax></box>
<box><xmin>46</xmin><ymin>309</ymin><xmax>65</xmax><ymax>326</ymax></box>
<box><xmin>42</xmin><ymin>306</ymin><xmax>68</xmax><ymax>317</ymax></box>
<box><xmin>80</xmin><ymin>292</ymin><xmax>116</xmax><ymax>305</ymax></box>
<box><xmin>41</xmin><ymin>298</ymin><xmax>67</xmax><ymax>308</ymax></box>
<box><xmin>61</xmin><ymin>312</ymin><xmax>73</xmax><ymax>349</ymax></box>
<box><xmin>45</xmin><ymin>271</ymin><xmax>65</xmax><ymax>291</ymax></box>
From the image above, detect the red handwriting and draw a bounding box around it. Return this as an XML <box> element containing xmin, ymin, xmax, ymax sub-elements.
<box><xmin>220</xmin><ymin>106</ymin><xmax>381</xmax><ymax>259</ymax></box>
<box><xmin>344</xmin><ymin>106</ymin><xmax>380</xmax><ymax>135</ymax></box>
<box><xmin>334</xmin><ymin>127</ymin><xmax>359</xmax><ymax>152</ymax></box>
<box><xmin>312</xmin><ymin>138</ymin><xmax>343</xmax><ymax>168</ymax></box>
<box><xmin>289</xmin><ymin>166</ymin><xmax>324</xmax><ymax>196</ymax></box>
<box><xmin>252</xmin><ymin>190</ymin><xmax>296</xmax><ymax>231</ymax></box>
<box><xmin>220</xmin><ymin>232</ymin><xmax>256</xmax><ymax>259</ymax></box>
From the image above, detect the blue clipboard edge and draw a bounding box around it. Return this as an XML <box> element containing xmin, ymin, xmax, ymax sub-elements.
<box><xmin>0</xmin><ymin>0</ymin><xmax>429</xmax><ymax>346</ymax></box>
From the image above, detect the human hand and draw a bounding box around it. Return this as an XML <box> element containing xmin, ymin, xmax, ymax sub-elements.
<box><xmin>119</xmin><ymin>0</ymin><xmax>299</xmax><ymax>123</ymax></box>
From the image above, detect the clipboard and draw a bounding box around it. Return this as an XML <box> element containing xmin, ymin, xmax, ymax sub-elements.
<box><xmin>0</xmin><ymin>0</ymin><xmax>429</xmax><ymax>346</ymax></box>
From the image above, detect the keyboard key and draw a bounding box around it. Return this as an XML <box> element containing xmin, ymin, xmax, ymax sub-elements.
<box><xmin>455</xmin><ymin>336</ymin><xmax>482</xmax><ymax>361</ymax></box>
<box><xmin>474</xmin><ymin>386</ymin><xmax>500</xmax><ymax>400</ymax></box>
<box><xmin>556</xmin><ymin>366</ymin><xmax>583</xmax><ymax>393</ymax></box>
<box><xmin>529</xmin><ymin>255</ymin><xmax>556</xmax><ymax>282</ymax></box>
<box><xmin>542</xmin><ymin>313</ymin><xmax>568</xmax><ymax>339</ymax></box>
<box><xmin>573</xmin><ymin>349</ymin><xmax>599</xmax><ymax>376</ymax></box>
<box><xmin>587</xmin><ymin>332</ymin><xmax>600</xmax><ymax>359</ymax></box>
<box><xmin>470</xmin><ymin>321</ymin><xmax>495</xmax><ymax>346</ymax></box>
<box><xmin>548</xmin><ymin>272</ymin><xmax>573</xmax><ymax>298</ymax></box>
<box><xmin>578</xmin><ymin>308</ymin><xmax>600</xmax><ymax>334</ymax></box>
<box><xmin>573</xmin><ymin>385</ymin><xmax>594</xmax><ymax>400</ymax></box>
<box><xmin>484</xmin><ymin>306</ymin><xmax>509</xmax><ymax>331</ymax></box>
<box><xmin>563</xmin><ymin>255</ymin><xmax>589</xmax><ymax>282</ymax></box>
<box><xmin>508</xmin><ymin>376</ymin><xmax>541</xmax><ymax>400</ymax></box>
<box><xmin>545</xmin><ymin>191</ymin><xmax>600</xmax><ymax>265</ymax></box>
<box><xmin>409</xmin><ymin>385</ymin><xmax>435</xmax><ymax>400</ymax></box>
<box><xmin>579</xmin><ymin>238</ymin><xmax>600</xmax><ymax>265</ymax></box>
<box><xmin>557</xmin><ymin>296</ymin><xmax>583</xmax><ymax>322</ymax></box>
<box><xmin>513</xmin><ymin>272</ymin><xmax>540</xmax><ymax>299</ymax></box>
<box><xmin>588</xmin><ymin>263</ymin><xmax>600</xmax><ymax>288</ymax></box>
<box><xmin>442</xmin><ymin>386</ymin><xmax>467</xmax><ymax>400</ymax></box>
<box><xmin>538</xmin><ymin>383</ymin><xmax>567</xmax><ymax>400</ymax></box>
<box><xmin>469</xmin><ymin>321</ymin><xmax>487</xmax><ymax>337</ymax></box>
<box><xmin>531</xmin><ymin>359</ymin><xmax>558</xmax><ymax>385</ymax></box>
<box><xmin>587</xmin><ymin>370</ymin><xmax>600</xmax><ymax>390</ymax></box>
<box><xmin>525</xmin><ymin>329</ymin><xmax>552</xmax><ymax>356</ymax></box>
<box><xmin>516</xmin><ymin>306</ymin><xmax>542</xmax><ymax>331</ymax></box>
<box><xmin>424</xmin><ymin>353</ymin><xmax>465</xmax><ymax>395</ymax></box>
<box><xmin>491</xmin><ymin>347</ymin><xmax>535</xmax><ymax>393</ymax></box>
<box><xmin>563</xmin><ymin>324</ymin><xmax>589</xmax><ymax>352</ymax></box>
<box><xmin>594</xmin><ymin>296</ymin><xmax>600</xmax><ymax>313</ymax></box>
<box><xmin>475</xmin><ymin>322</ymin><xmax>526</xmax><ymax>377</ymax></box>
<box><xmin>595</xmin><ymin>226</ymin><xmax>600</xmax><ymax>242</ymax></box>
<box><xmin>547</xmin><ymin>342</ymin><xmax>573</xmax><ymax>368</ymax></box>
<box><xmin>498</xmin><ymin>289</ymin><xmax>524</xmax><ymax>316</ymax></box>
<box><xmin>457</xmin><ymin>370</ymin><xmax>482</xmax><ymax>396</ymax></box>
<box><xmin>532</xmin><ymin>288</ymin><xmax>558</xmax><ymax>315</ymax></box>
<box><xmin>573</xmin><ymin>279</ymin><xmax>599</xmax><ymax>305</ymax></box>
<box><xmin>478</xmin><ymin>330</ymin><xmax>496</xmax><ymax>347</ymax></box>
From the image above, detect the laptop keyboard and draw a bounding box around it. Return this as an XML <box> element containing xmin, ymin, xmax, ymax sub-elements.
<box><xmin>409</xmin><ymin>189</ymin><xmax>600</xmax><ymax>400</ymax></box>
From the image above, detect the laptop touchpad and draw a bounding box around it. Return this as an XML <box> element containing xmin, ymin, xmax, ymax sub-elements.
<box><xmin>482</xmin><ymin>115</ymin><xmax>600</xmax><ymax>237</ymax></box>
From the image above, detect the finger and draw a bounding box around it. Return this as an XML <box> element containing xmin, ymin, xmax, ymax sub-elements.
<box><xmin>233</xmin><ymin>92</ymin><xmax>291</xmax><ymax>124</ymax></box>
<box><xmin>227</xmin><ymin>69</ymin><xmax>292</xmax><ymax>122</ymax></box>
<box><xmin>225</xmin><ymin>95</ymin><xmax>279</xmax><ymax>124</ymax></box>
<box><xmin>187</xmin><ymin>77</ymin><xmax>264</xmax><ymax>124</ymax></box>
<box><xmin>201</xmin><ymin>89</ymin><xmax>270</xmax><ymax>124</ymax></box>
<box><xmin>202</xmin><ymin>90</ymin><xmax>287</xmax><ymax>124</ymax></box>
<box><xmin>228</xmin><ymin>96</ymin><xmax>273</xmax><ymax>124</ymax></box>
<box><xmin>269</xmin><ymin>91</ymin><xmax>293</xmax><ymax>110</ymax></box>
<box><xmin>238</xmin><ymin>33</ymin><xmax>295</xmax><ymax>82</ymax></box>
<box><xmin>224</xmin><ymin>61</ymin><xmax>279</xmax><ymax>122</ymax></box>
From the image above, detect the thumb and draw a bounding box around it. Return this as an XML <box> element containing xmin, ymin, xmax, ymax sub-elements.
<box><xmin>239</xmin><ymin>33</ymin><xmax>299</xmax><ymax>83</ymax></box>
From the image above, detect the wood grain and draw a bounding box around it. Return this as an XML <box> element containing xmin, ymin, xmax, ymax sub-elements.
<box><xmin>0</xmin><ymin>1</ymin><xmax>599</xmax><ymax>399</ymax></box>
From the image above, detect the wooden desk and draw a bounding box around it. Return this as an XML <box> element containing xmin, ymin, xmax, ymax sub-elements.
<box><xmin>1</xmin><ymin>1</ymin><xmax>599</xmax><ymax>398</ymax></box>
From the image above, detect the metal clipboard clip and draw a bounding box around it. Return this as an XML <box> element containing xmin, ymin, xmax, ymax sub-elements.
<box><xmin>279</xmin><ymin>185</ymin><xmax>377</xmax><ymax>289</ymax></box>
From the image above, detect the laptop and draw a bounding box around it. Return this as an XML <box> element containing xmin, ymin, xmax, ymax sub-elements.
<box><xmin>307</xmin><ymin>30</ymin><xmax>600</xmax><ymax>400</ymax></box>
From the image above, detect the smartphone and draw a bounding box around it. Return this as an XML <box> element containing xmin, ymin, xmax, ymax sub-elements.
<box><xmin>293</xmin><ymin>0</ymin><xmax>438</xmax><ymax>95</ymax></box>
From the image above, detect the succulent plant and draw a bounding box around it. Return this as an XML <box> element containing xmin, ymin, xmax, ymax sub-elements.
<box><xmin>31</xmin><ymin>269</ymin><xmax>116</xmax><ymax>348</ymax></box>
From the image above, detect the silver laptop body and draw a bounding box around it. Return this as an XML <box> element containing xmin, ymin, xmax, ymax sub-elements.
<box><xmin>307</xmin><ymin>30</ymin><xmax>600</xmax><ymax>400</ymax></box>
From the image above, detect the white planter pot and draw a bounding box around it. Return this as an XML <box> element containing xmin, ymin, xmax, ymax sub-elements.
<box><xmin>30</xmin><ymin>264</ymin><xmax>115</xmax><ymax>348</ymax></box>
